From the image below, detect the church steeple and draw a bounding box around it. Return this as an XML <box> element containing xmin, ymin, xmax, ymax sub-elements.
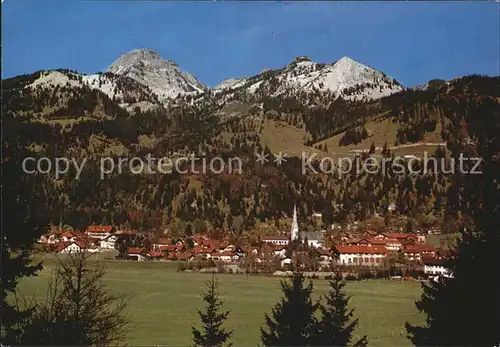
<box><xmin>291</xmin><ymin>205</ymin><xmax>299</xmax><ymax>240</ymax></box>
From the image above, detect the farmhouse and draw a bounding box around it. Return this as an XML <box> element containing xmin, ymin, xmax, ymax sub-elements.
<box><xmin>127</xmin><ymin>247</ymin><xmax>146</xmax><ymax>261</ymax></box>
<box><xmin>403</xmin><ymin>244</ymin><xmax>435</xmax><ymax>261</ymax></box>
<box><xmin>55</xmin><ymin>241</ymin><xmax>85</xmax><ymax>253</ymax></box>
<box><xmin>100</xmin><ymin>235</ymin><xmax>117</xmax><ymax>250</ymax></box>
<box><xmin>86</xmin><ymin>225</ymin><xmax>115</xmax><ymax>240</ymax></box>
<box><xmin>60</xmin><ymin>232</ymin><xmax>76</xmax><ymax>242</ymax></box>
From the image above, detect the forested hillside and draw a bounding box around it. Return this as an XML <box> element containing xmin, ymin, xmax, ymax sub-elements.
<box><xmin>3</xmin><ymin>69</ymin><xmax>499</xmax><ymax>241</ymax></box>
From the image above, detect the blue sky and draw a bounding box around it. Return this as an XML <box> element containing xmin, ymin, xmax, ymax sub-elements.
<box><xmin>2</xmin><ymin>1</ymin><xmax>499</xmax><ymax>87</ymax></box>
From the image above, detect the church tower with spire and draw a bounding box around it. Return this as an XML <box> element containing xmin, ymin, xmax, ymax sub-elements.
<box><xmin>291</xmin><ymin>205</ymin><xmax>299</xmax><ymax>240</ymax></box>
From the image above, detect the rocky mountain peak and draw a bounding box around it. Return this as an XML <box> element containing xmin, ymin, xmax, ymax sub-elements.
<box><xmin>106</xmin><ymin>48</ymin><xmax>205</xmax><ymax>101</ymax></box>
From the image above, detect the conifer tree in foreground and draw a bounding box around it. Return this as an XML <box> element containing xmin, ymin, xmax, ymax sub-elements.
<box><xmin>1</xmin><ymin>121</ymin><xmax>48</xmax><ymax>344</ymax></box>
<box><xmin>312</xmin><ymin>273</ymin><xmax>368</xmax><ymax>347</ymax></box>
<box><xmin>192</xmin><ymin>272</ymin><xmax>233</xmax><ymax>347</ymax></box>
<box><xmin>260</xmin><ymin>272</ymin><xmax>317</xmax><ymax>346</ymax></box>
<box><xmin>17</xmin><ymin>250</ymin><xmax>130</xmax><ymax>345</ymax></box>
<box><xmin>405</xmin><ymin>96</ymin><xmax>500</xmax><ymax>346</ymax></box>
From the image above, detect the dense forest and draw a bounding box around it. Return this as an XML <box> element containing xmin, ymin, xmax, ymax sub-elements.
<box><xmin>3</xmin><ymin>71</ymin><xmax>499</xmax><ymax>241</ymax></box>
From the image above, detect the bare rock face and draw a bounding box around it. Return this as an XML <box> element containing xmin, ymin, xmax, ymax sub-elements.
<box><xmin>214</xmin><ymin>55</ymin><xmax>404</xmax><ymax>101</ymax></box>
<box><xmin>107</xmin><ymin>48</ymin><xmax>206</xmax><ymax>101</ymax></box>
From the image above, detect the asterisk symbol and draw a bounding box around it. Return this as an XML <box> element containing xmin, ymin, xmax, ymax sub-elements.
<box><xmin>256</xmin><ymin>151</ymin><xmax>269</xmax><ymax>164</ymax></box>
<box><xmin>274</xmin><ymin>152</ymin><xmax>288</xmax><ymax>165</ymax></box>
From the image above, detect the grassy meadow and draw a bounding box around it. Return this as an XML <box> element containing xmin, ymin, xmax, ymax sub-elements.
<box><xmin>18</xmin><ymin>257</ymin><xmax>424</xmax><ymax>347</ymax></box>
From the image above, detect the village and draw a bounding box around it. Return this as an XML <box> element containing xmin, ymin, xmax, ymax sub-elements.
<box><xmin>37</xmin><ymin>206</ymin><xmax>455</xmax><ymax>281</ymax></box>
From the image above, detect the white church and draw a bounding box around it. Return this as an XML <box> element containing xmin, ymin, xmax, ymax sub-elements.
<box><xmin>261</xmin><ymin>205</ymin><xmax>324</xmax><ymax>248</ymax></box>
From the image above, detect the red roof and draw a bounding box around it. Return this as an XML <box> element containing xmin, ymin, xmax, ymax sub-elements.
<box><xmin>159</xmin><ymin>245</ymin><xmax>177</xmax><ymax>252</ymax></box>
<box><xmin>383</xmin><ymin>233</ymin><xmax>416</xmax><ymax>240</ymax></box>
<box><xmin>148</xmin><ymin>250</ymin><xmax>164</xmax><ymax>258</ymax></box>
<box><xmin>384</xmin><ymin>238</ymin><xmax>402</xmax><ymax>244</ymax></box>
<box><xmin>127</xmin><ymin>247</ymin><xmax>144</xmax><ymax>254</ymax></box>
<box><xmin>86</xmin><ymin>225</ymin><xmax>114</xmax><ymax>233</ymax></box>
<box><xmin>55</xmin><ymin>241</ymin><xmax>85</xmax><ymax>252</ymax></box>
<box><xmin>192</xmin><ymin>246</ymin><xmax>214</xmax><ymax>254</ymax></box>
<box><xmin>334</xmin><ymin>245</ymin><xmax>387</xmax><ymax>255</ymax></box>
<box><xmin>357</xmin><ymin>238</ymin><xmax>387</xmax><ymax>246</ymax></box>
<box><xmin>191</xmin><ymin>236</ymin><xmax>206</xmax><ymax>245</ymax></box>
<box><xmin>201</xmin><ymin>239</ymin><xmax>220</xmax><ymax>248</ymax></box>
<box><xmin>403</xmin><ymin>244</ymin><xmax>434</xmax><ymax>254</ymax></box>
<box><xmin>316</xmin><ymin>248</ymin><xmax>332</xmax><ymax>256</ymax></box>
<box><xmin>61</xmin><ymin>232</ymin><xmax>74</xmax><ymax>239</ymax></box>
<box><xmin>154</xmin><ymin>238</ymin><xmax>172</xmax><ymax>245</ymax></box>
<box><xmin>176</xmin><ymin>252</ymin><xmax>192</xmax><ymax>260</ymax></box>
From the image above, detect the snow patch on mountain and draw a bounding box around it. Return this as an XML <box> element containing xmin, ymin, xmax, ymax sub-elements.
<box><xmin>107</xmin><ymin>48</ymin><xmax>205</xmax><ymax>101</ymax></box>
<box><xmin>218</xmin><ymin>56</ymin><xmax>403</xmax><ymax>101</ymax></box>
<box><xmin>214</xmin><ymin>77</ymin><xmax>247</xmax><ymax>91</ymax></box>
<box><xmin>27</xmin><ymin>70</ymin><xmax>160</xmax><ymax>110</ymax></box>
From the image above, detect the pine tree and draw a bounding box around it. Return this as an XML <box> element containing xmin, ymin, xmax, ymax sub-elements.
<box><xmin>192</xmin><ymin>273</ymin><xmax>232</xmax><ymax>347</ymax></box>
<box><xmin>1</xmin><ymin>116</ymin><xmax>48</xmax><ymax>344</ymax></box>
<box><xmin>405</xmin><ymin>97</ymin><xmax>500</xmax><ymax>345</ymax></box>
<box><xmin>369</xmin><ymin>142</ymin><xmax>376</xmax><ymax>155</ymax></box>
<box><xmin>312</xmin><ymin>273</ymin><xmax>368</xmax><ymax>346</ymax></box>
<box><xmin>260</xmin><ymin>272</ymin><xmax>317</xmax><ymax>346</ymax></box>
<box><xmin>17</xmin><ymin>250</ymin><xmax>129</xmax><ymax>345</ymax></box>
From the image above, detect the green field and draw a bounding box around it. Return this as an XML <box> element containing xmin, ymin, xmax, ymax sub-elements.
<box><xmin>18</xmin><ymin>258</ymin><xmax>424</xmax><ymax>347</ymax></box>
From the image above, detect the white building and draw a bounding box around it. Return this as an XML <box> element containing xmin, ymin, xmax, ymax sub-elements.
<box><xmin>424</xmin><ymin>259</ymin><xmax>452</xmax><ymax>278</ymax></box>
<box><xmin>56</xmin><ymin>241</ymin><xmax>84</xmax><ymax>254</ymax></box>
<box><xmin>301</xmin><ymin>230</ymin><xmax>325</xmax><ymax>248</ymax></box>
<box><xmin>261</xmin><ymin>236</ymin><xmax>289</xmax><ymax>246</ymax></box>
<box><xmin>334</xmin><ymin>245</ymin><xmax>387</xmax><ymax>267</ymax></box>
<box><xmin>281</xmin><ymin>258</ymin><xmax>292</xmax><ymax>268</ymax></box>
<box><xmin>85</xmin><ymin>225</ymin><xmax>115</xmax><ymax>240</ymax></box>
<box><xmin>100</xmin><ymin>235</ymin><xmax>117</xmax><ymax>250</ymax></box>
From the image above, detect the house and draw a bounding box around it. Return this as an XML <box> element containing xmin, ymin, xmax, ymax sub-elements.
<box><xmin>403</xmin><ymin>244</ymin><xmax>435</xmax><ymax>261</ymax></box>
<box><xmin>261</xmin><ymin>235</ymin><xmax>290</xmax><ymax>246</ymax></box>
<box><xmin>333</xmin><ymin>245</ymin><xmax>387</xmax><ymax>267</ymax></box>
<box><xmin>423</xmin><ymin>258</ymin><xmax>452</xmax><ymax>279</ymax></box>
<box><xmin>38</xmin><ymin>233</ymin><xmax>57</xmax><ymax>245</ymax></box>
<box><xmin>147</xmin><ymin>250</ymin><xmax>165</xmax><ymax>260</ymax></box>
<box><xmin>281</xmin><ymin>257</ymin><xmax>292</xmax><ymax>268</ymax></box>
<box><xmin>434</xmin><ymin>248</ymin><xmax>457</xmax><ymax>260</ymax></box>
<box><xmin>175</xmin><ymin>252</ymin><xmax>194</xmax><ymax>262</ymax></box>
<box><xmin>60</xmin><ymin>232</ymin><xmax>76</xmax><ymax>242</ymax></box>
<box><xmin>159</xmin><ymin>245</ymin><xmax>178</xmax><ymax>254</ymax></box>
<box><xmin>56</xmin><ymin>241</ymin><xmax>85</xmax><ymax>253</ymax></box>
<box><xmin>355</xmin><ymin>237</ymin><xmax>387</xmax><ymax>247</ymax></box>
<box><xmin>153</xmin><ymin>238</ymin><xmax>172</xmax><ymax>250</ymax></box>
<box><xmin>211</xmin><ymin>251</ymin><xmax>238</xmax><ymax>263</ymax></box>
<box><xmin>100</xmin><ymin>235</ymin><xmax>117</xmax><ymax>250</ymax></box>
<box><xmin>86</xmin><ymin>225</ymin><xmax>115</xmax><ymax>240</ymax></box>
<box><xmin>127</xmin><ymin>247</ymin><xmax>146</xmax><ymax>261</ymax></box>
<box><xmin>316</xmin><ymin>248</ymin><xmax>333</xmax><ymax>266</ymax></box>
<box><xmin>191</xmin><ymin>246</ymin><xmax>214</xmax><ymax>259</ymax></box>
<box><xmin>382</xmin><ymin>232</ymin><xmax>419</xmax><ymax>244</ymax></box>
<box><xmin>271</xmin><ymin>245</ymin><xmax>288</xmax><ymax>259</ymax></box>
<box><xmin>301</xmin><ymin>231</ymin><xmax>325</xmax><ymax>248</ymax></box>
<box><xmin>384</xmin><ymin>238</ymin><xmax>403</xmax><ymax>251</ymax></box>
